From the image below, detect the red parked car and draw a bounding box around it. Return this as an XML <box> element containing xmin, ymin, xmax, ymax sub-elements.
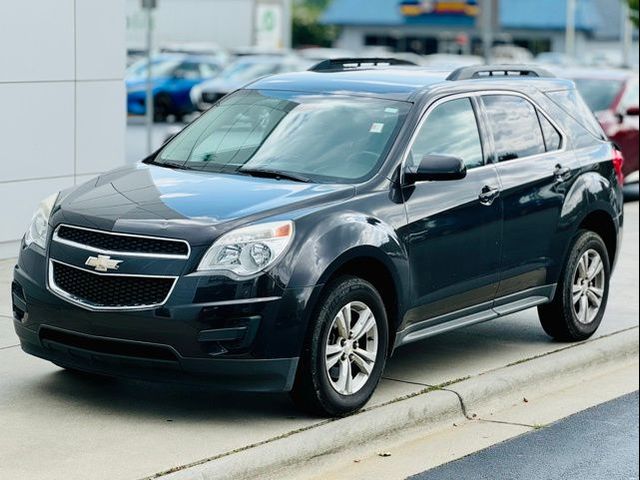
<box><xmin>564</xmin><ymin>69</ymin><xmax>639</xmax><ymax>185</ymax></box>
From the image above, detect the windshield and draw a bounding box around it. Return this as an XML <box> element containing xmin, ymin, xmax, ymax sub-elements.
<box><xmin>127</xmin><ymin>58</ymin><xmax>181</xmax><ymax>79</ymax></box>
<box><xmin>154</xmin><ymin>90</ymin><xmax>410</xmax><ymax>183</ymax></box>
<box><xmin>573</xmin><ymin>78</ymin><xmax>623</xmax><ymax>112</ymax></box>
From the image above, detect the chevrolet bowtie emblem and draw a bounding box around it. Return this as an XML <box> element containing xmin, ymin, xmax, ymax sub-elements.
<box><xmin>85</xmin><ymin>255</ymin><xmax>123</xmax><ymax>272</ymax></box>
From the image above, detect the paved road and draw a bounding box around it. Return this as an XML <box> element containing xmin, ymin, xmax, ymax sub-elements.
<box><xmin>410</xmin><ymin>392</ymin><xmax>640</xmax><ymax>480</ymax></box>
<box><xmin>0</xmin><ymin>197</ymin><xmax>637</xmax><ymax>479</ymax></box>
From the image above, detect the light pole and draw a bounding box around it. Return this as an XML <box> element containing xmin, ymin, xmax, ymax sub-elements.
<box><xmin>621</xmin><ymin>1</ymin><xmax>633</xmax><ymax>68</ymax></box>
<box><xmin>142</xmin><ymin>0</ymin><xmax>156</xmax><ymax>155</ymax></box>
<box><xmin>481</xmin><ymin>0</ymin><xmax>494</xmax><ymax>64</ymax></box>
<box><xmin>565</xmin><ymin>0</ymin><xmax>576</xmax><ymax>59</ymax></box>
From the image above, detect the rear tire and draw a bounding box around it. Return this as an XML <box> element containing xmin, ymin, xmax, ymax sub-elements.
<box><xmin>538</xmin><ymin>230</ymin><xmax>610</xmax><ymax>341</ymax></box>
<box><xmin>290</xmin><ymin>276</ymin><xmax>388</xmax><ymax>417</ymax></box>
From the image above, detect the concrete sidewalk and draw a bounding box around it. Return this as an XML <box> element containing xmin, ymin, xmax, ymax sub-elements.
<box><xmin>0</xmin><ymin>202</ymin><xmax>638</xmax><ymax>480</ymax></box>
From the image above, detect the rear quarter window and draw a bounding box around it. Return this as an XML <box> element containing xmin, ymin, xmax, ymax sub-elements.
<box><xmin>545</xmin><ymin>89</ymin><xmax>607</xmax><ymax>142</ymax></box>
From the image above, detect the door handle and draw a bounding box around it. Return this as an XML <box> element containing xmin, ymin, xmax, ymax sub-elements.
<box><xmin>554</xmin><ymin>164</ymin><xmax>572</xmax><ymax>182</ymax></box>
<box><xmin>479</xmin><ymin>185</ymin><xmax>500</xmax><ymax>206</ymax></box>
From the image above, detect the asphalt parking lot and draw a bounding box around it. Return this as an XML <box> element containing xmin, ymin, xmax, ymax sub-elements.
<box><xmin>0</xmin><ymin>190</ymin><xmax>637</xmax><ymax>480</ymax></box>
<box><xmin>410</xmin><ymin>392</ymin><xmax>639</xmax><ymax>480</ymax></box>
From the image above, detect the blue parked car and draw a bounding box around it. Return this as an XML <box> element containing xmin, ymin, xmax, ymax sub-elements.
<box><xmin>126</xmin><ymin>54</ymin><xmax>224</xmax><ymax>121</ymax></box>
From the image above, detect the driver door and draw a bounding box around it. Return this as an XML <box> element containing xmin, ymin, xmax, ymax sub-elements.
<box><xmin>400</xmin><ymin>96</ymin><xmax>502</xmax><ymax>328</ymax></box>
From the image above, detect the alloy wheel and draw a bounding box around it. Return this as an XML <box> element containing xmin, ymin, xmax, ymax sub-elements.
<box><xmin>324</xmin><ymin>301</ymin><xmax>378</xmax><ymax>395</ymax></box>
<box><xmin>572</xmin><ymin>249</ymin><xmax>605</xmax><ymax>325</ymax></box>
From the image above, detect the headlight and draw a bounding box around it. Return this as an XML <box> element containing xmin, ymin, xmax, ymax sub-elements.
<box><xmin>198</xmin><ymin>221</ymin><xmax>294</xmax><ymax>276</ymax></box>
<box><xmin>24</xmin><ymin>192</ymin><xmax>58</xmax><ymax>249</ymax></box>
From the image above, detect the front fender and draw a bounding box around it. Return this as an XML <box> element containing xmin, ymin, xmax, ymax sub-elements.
<box><xmin>274</xmin><ymin>211</ymin><xmax>410</xmax><ymax>319</ymax></box>
<box><xmin>287</xmin><ymin>211</ymin><xmax>408</xmax><ymax>287</ymax></box>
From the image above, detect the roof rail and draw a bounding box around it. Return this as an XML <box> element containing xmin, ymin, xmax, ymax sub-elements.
<box><xmin>309</xmin><ymin>57</ymin><xmax>417</xmax><ymax>72</ymax></box>
<box><xmin>447</xmin><ymin>64</ymin><xmax>555</xmax><ymax>81</ymax></box>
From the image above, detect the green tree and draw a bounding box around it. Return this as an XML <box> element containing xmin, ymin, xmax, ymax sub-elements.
<box><xmin>630</xmin><ymin>0</ymin><xmax>639</xmax><ymax>27</ymax></box>
<box><xmin>292</xmin><ymin>0</ymin><xmax>338</xmax><ymax>47</ymax></box>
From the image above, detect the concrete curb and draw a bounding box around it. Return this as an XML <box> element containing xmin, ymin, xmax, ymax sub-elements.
<box><xmin>151</xmin><ymin>328</ymin><xmax>639</xmax><ymax>480</ymax></box>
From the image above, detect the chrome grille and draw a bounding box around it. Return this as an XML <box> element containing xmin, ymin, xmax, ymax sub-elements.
<box><xmin>54</xmin><ymin>225</ymin><xmax>190</xmax><ymax>258</ymax></box>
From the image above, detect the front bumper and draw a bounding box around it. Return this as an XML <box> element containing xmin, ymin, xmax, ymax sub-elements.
<box><xmin>14</xmin><ymin>320</ymin><xmax>298</xmax><ymax>391</ymax></box>
<box><xmin>12</xmin><ymin>244</ymin><xmax>318</xmax><ymax>392</ymax></box>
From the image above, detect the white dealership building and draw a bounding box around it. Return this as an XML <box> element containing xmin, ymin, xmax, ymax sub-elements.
<box><xmin>0</xmin><ymin>0</ymin><xmax>126</xmax><ymax>259</ymax></box>
<box><xmin>0</xmin><ymin>0</ymin><xmax>289</xmax><ymax>259</ymax></box>
<box><xmin>126</xmin><ymin>0</ymin><xmax>292</xmax><ymax>51</ymax></box>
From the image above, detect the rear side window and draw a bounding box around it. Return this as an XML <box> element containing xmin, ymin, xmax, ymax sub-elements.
<box><xmin>482</xmin><ymin>95</ymin><xmax>545</xmax><ymax>162</ymax></box>
<box><xmin>409</xmin><ymin>98</ymin><xmax>484</xmax><ymax>169</ymax></box>
<box><xmin>538</xmin><ymin>112</ymin><xmax>562</xmax><ymax>151</ymax></box>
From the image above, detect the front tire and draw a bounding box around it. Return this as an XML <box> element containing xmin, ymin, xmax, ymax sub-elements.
<box><xmin>290</xmin><ymin>276</ymin><xmax>389</xmax><ymax>416</ymax></box>
<box><xmin>538</xmin><ymin>230</ymin><xmax>610</xmax><ymax>341</ymax></box>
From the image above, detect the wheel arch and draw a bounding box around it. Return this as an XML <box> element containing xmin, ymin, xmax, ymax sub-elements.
<box><xmin>577</xmin><ymin>209</ymin><xmax>618</xmax><ymax>267</ymax></box>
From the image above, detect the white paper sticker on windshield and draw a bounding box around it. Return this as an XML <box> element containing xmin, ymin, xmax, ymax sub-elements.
<box><xmin>370</xmin><ymin>122</ymin><xmax>384</xmax><ymax>133</ymax></box>
<box><xmin>384</xmin><ymin>107</ymin><xmax>399</xmax><ymax>114</ymax></box>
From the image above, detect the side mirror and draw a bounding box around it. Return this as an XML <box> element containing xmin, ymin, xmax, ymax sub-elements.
<box><xmin>404</xmin><ymin>154</ymin><xmax>467</xmax><ymax>184</ymax></box>
<box><xmin>626</xmin><ymin>105</ymin><xmax>639</xmax><ymax>116</ymax></box>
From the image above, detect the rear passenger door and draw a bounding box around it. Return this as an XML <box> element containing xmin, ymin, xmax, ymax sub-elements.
<box><xmin>480</xmin><ymin>93</ymin><xmax>576</xmax><ymax>303</ymax></box>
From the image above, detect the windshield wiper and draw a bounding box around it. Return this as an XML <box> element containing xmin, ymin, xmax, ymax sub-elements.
<box><xmin>239</xmin><ymin>168</ymin><xmax>311</xmax><ymax>183</ymax></box>
<box><xmin>148</xmin><ymin>160</ymin><xmax>190</xmax><ymax>170</ymax></box>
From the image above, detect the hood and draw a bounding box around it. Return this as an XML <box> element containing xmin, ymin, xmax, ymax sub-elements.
<box><xmin>53</xmin><ymin>164</ymin><xmax>354</xmax><ymax>246</ymax></box>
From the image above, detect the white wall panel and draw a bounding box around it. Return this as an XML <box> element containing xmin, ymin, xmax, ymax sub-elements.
<box><xmin>75</xmin><ymin>80</ymin><xmax>126</xmax><ymax>175</ymax></box>
<box><xmin>0</xmin><ymin>0</ymin><xmax>75</xmax><ymax>83</ymax></box>
<box><xmin>76</xmin><ymin>0</ymin><xmax>126</xmax><ymax>80</ymax></box>
<box><xmin>0</xmin><ymin>1</ymin><xmax>125</xmax><ymax>258</ymax></box>
<box><xmin>0</xmin><ymin>82</ymin><xmax>75</xmax><ymax>183</ymax></box>
<box><xmin>0</xmin><ymin>176</ymin><xmax>75</xmax><ymax>244</ymax></box>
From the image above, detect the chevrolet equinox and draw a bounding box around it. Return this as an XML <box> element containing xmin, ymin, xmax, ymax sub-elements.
<box><xmin>12</xmin><ymin>61</ymin><xmax>624</xmax><ymax>416</ymax></box>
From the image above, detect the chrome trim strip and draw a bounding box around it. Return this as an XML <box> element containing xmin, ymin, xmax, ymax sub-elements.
<box><xmin>190</xmin><ymin>297</ymin><xmax>282</xmax><ymax>307</ymax></box>
<box><xmin>47</xmin><ymin>259</ymin><xmax>178</xmax><ymax>312</ymax></box>
<box><xmin>399</xmin><ymin>89</ymin><xmax>568</xmax><ymax>184</ymax></box>
<box><xmin>52</xmin><ymin>224</ymin><xmax>191</xmax><ymax>260</ymax></box>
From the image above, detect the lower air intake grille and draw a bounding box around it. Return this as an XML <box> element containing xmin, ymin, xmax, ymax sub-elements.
<box><xmin>52</xmin><ymin>261</ymin><xmax>175</xmax><ymax>308</ymax></box>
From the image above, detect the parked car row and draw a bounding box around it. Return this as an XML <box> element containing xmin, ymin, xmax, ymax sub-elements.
<box><xmin>126</xmin><ymin>52</ymin><xmax>313</xmax><ymax>122</ymax></box>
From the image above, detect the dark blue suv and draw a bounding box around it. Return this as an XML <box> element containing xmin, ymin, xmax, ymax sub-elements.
<box><xmin>12</xmin><ymin>60</ymin><xmax>624</xmax><ymax>416</ymax></box>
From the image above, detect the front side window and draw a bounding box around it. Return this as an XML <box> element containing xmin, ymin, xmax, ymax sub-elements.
<box><xmin>482</xmin><ymin>95</ymin><xmax>545</xmax><ymax>162</ymax></box>
<box><xmin>154</xmin><ymin>90</ymin><xmax>410</xmax><ymax>183</ymax></box>
<box><xmin>408</xmin><ymin>98</ymin><xmax>484</xmax><ymax>170</ymax></box>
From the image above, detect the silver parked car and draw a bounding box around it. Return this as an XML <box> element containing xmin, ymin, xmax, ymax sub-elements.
<box><xmin>190</xmin><ymin>55</ymin><xmax>310</xmax><ymax>111</ymax></box>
